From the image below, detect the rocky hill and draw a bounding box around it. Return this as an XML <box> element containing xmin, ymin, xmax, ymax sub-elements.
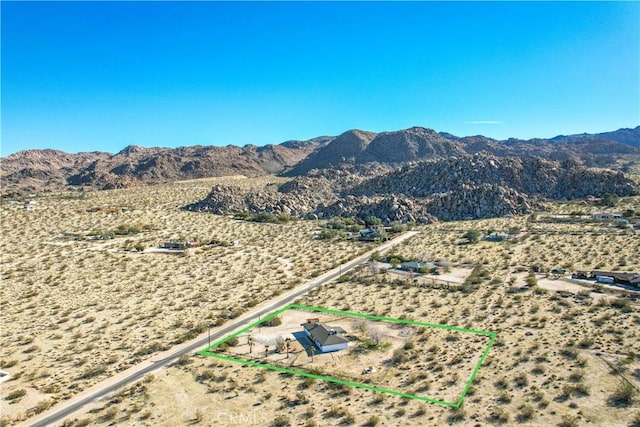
<box><xmin>1</xmin><ymin>149</ymin><xmax>111</xmax><ymax>195</ymax></box>
<box><xmin>285</xmin><ymin>130</ymin><xmax>376</xmax><ymax>176</ymax></box>
<box><xmin>186</xmin><ymin>153</ymin><xmax>639</xmax><ymax>222</ymax></box>
<box><xmin>66</xmin><ymin>143</ymin><xmax>319</xmax><ymax>189</ymax></box>
<box><xmin>3</xmin><ymin>125</ymin><xmax>639</xmax><ymax>196</ymax></box>
<box><xmin>1</xmin><ymin>140</ymin><xmax>326</xmax><ymax>195</ymax></box>
<box><xmin>285</xmin><ymin>126</ymin><xmax>640</xmax><ymax>176</ymax></box>
<box><xmin>359</xmin><ymin>127</ymin><xmax>465</xmax><ymax>163</ymax></box>
<box><xmin>549</xmin><ymin>125</ymin><xmax>640</xmax><ymax>147</ymax></box>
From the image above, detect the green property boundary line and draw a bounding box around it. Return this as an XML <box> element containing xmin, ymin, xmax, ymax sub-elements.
<box><xmin>198</xmin><ymin>304</ymin><xmax>496</xmax><ymax>408</ymax></box>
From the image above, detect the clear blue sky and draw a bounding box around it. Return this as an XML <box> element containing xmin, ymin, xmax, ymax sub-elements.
<box><xmin>2</xmin><ymin>1</ymin><xmax>639</xmax><ymax>155</ymax></box>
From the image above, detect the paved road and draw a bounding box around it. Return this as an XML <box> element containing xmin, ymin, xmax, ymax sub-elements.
<box><xmin>26</xmin><ymin>231</ymin><xmax>418</xmax><ymax>427</ymax></box>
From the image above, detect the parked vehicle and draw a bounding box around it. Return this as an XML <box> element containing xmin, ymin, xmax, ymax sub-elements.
<box><xmin>595</xmin><ymin>275</ymin><xmax>615</xmax><ymax>285</ymax></box>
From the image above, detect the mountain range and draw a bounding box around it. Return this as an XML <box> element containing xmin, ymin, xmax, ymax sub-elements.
<box><xmin>2</xmin><ymin>125</ymin><xmax>639</xmax><ymax>197</ymax></box>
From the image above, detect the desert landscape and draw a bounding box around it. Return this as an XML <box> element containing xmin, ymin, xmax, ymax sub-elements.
<box><xmin>1</xmin><ymin>176</ymin><xmax>638</xmax><ymax>426</ymax></box>
<box><xmin>0</xmin><ymin>176</ymin><xmax>377</xmax><ymax>425</ymax></box>
<box><xmin>205</xmin><ymin>306</ymin><xmax>492</xmax><ymax>406</ymax></box>
<box><xmin>4</xmin><ymin>2</ymin><xmax>640</xmax><ymax>426</ymax></box>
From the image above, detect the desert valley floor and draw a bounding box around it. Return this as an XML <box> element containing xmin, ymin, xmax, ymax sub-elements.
<box><xmin>1</xmin><ymin>176</ymin><xmax>639</xmax><ymax>426</ymax></box>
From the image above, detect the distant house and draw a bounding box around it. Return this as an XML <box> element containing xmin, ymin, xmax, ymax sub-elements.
<box><xmin>591</xmin><ymin>270</ymin><xmax>640</xmax><ymax>286</ymax></box>
<box><xmin>359</xmin><ymin>228</ymin><xmax>380</xmax><ymax>241</ymax></box>
<box><xmin>486</xmin><ymin>232</ymin><xmax>511</xmax><ymax>242</ymax></box>
<box><xmin>161</xmin><ymin>240</ymin><xmax>200</xmax><ymax>250</ymax></box>
<box><xmin>301</xmin><ymin>320</ymin><xmax>348</xmax><ymax>353</ymax></box>
<box><xmin>592</xmin><ymin>213</ymin><xmax>623</xmax><ymax>220</ymax></box>
<box><xmin>400</xmin><ymin>261</ymin><xmax>444</xmax><ymax>274</ymax></box>
<box><xmin>572</xmin><ymin>270</ymin><xmax>640</xmax><ymax>287</ymax></box>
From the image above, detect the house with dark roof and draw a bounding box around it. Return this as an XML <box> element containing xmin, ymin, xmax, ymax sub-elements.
<box><xmin>359</xmin><ymin>228</ymin><xmax>381</xmax><ymax>241</ymax></box>
<box><xmin>301</xmin><ymin>321</ymin><xmax>349</xmax><ymax>353</ymax></box>
<box><xmin>400</xmin><ymin>261</ymin><xmax>444</xmax><ymax>274</ymax></box>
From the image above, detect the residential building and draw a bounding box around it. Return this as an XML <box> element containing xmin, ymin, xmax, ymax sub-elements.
<box><xmin>301</xmin><ymin>320</ymin><xmax>348</xmax><ymax>353</ymax></box>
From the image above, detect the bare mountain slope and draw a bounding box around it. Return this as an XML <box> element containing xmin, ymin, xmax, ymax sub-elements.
<box><xmin>285</xmin><ymin>130</ymin><xmax>376</xmax><ymax>176</ymax></box>
<box><xmin>2</xmin><ymin>140</ymin><xmax>325</xmax><ymax>194</ymax></box>
<box><xmin>1</xmin><ymin>149</ymin><xmax>110</xmax><ymax>195</ymax></box>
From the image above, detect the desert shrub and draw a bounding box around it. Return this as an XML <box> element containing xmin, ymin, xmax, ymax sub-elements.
<box><xmin>79</xmin><ymin>364</ymin><xmax>106</xmax><ymax>379</ymax></box>
<box><xmin>195</xmin><ymin>369</ymin><xmax>215</xmax><ymax>383</ymax></box>
<box><xmin>608</xmin><ymin>381</ymin><xmax>637</xmax><ymax>407</ymax></box>
<box><xmin>174</xmin><ymin>354</ymin><xmax>191</xmax><ymax>366</ymax></box>
<box><xmin>0</xmin><ymin>359</ymin><xmax>17</xmax><ymax>368</ymax></box>
<box><xmin>270</xmin><ymin>415</ymin><xmax>291</xmax><ymax>427</ymax></box>
<box><xmin>341</xmin><ymin>413</ymin><xmax>356</xmax><ymax>425</ymax></box>
<box><xmin>516</xmin><ymin>405</ymin><xmax>535</xmax><ymax>422</ymax></box>
<box><xmin>578</xmin><ymin>337</ymin><xmax>594</xmax><ymax>348</ymax></box>
<box><xmin>6</xmin><ymin>388</ymin><xmax>26</xmax><ymax>401</ymax></box>
<box><xmin>463</xmin><ymin>228</ymin><xmax>481</xmax><ymax>243</ymax></box>
<box><xmin>532</xmin><ymin>365</ymin><xmax>545</xmax><ymax>375</ymax></box>
<box><xmin>560</xmin><ymin>346</ymin><xmax>579</xmax><ymax>360</ymax></box>
<box><xmin>32</xmin><ymin>399</ymin><xmax>54</xmax><ymax>414</ymax></box>
<box><xmin>611</xmin><ymin>298</ymin><xmax>632</xmax><ymax>313</ymax></box>
<box><xmin>100</xmin><ymin>407</ymin><xmax>118</xmax><ymax>422</ymax></box>
<box><xmin>514</xmin><ymin>373</ymin><xmax>529</xmax><ymax>388</ymax></box>
<box><xmin>496</xmin><ymin>392</ymin><xmax>511</xmax><ymax>404</ymax></box>
<box><xmin>325</xmin><ymin>406</ymin><xmax>348</xmax><ymax>419</ymax></box>
<box><xmin>558</xmin><ymin>415</ymin><xmax>580</xmax><ymax>427</ymax></box>
<box><xmin>135</xmin><ymin>341</ymin><xmax>168</xmax><ymax>356</ymax></box>
<box><xmin>364</xmin><ymin>415</ymin><xmax>380</xmax><ymax>426</ymax></box>
<box><xmin>568</xmin><ymin>370</ymin><xmax>584</xmax><ymax>382</ymax></box>
<box><xmin>447</xmin><ymin>406</ymin><xmax>466</xmax><ymax>424</ymax></box>
<box><xmin>488</xmin><ymin>407</ymin><xmax>510</xmax><ymax>424</ymax></box>
<box><xmin>263</xmin><ymin>316</ymin><xmax>282</xmax><ymax>327</ymax></box>
<box><xmin>572</xmin><ymin>383</ymin><xmax>590</xmax><ymax>397</ymax></box>
<box><xmin>494</xmin><ymin>377</ymin><xmax>508</xmax><ymax>389</ymax></box>
<box><xmin>389</xmin><ymin>348</ymin><xmax>408</xmax><ymax>366</ymax></box>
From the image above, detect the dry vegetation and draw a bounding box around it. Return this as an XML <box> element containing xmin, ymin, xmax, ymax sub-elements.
<box><xmin>2</xmin><ymin>180</ymin><xmax>639</xmax><ymax>426</ymax></box>
<box><xmin>211</xmin><ymin>309</ymin><xmax>490</xmax><ymax>405</ymax></box>
<box><xmin>0</xmin><ymin>177</ymin><xmax>373</xmax><ymax>425</ymax></box>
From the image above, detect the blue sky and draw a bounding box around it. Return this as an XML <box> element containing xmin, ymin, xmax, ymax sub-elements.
<box><xmin>2</xmin><ymin>1</ymin><xmax>639</xmax><ymax>155</ymax></box>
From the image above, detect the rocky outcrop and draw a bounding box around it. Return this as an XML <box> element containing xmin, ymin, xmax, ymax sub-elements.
<box><xmin>187</xmin><ymin>153</ymin><xmax>638</xmax><ymax>223</ymax></box>
<box><xmin>351</xmin><ymin>154</ymin><xmax>637</xmax><ymax>200</ymax></box>
<box><xmin>425</xmin><ymin>184</ymin><xmax>535</xmax><ymax>221</ymax></box>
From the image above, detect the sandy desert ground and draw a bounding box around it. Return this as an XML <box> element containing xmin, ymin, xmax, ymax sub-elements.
<box><xmin>2</xmin><ymin>179</ymin><xmax>640</xmax><ymax>426</ymax></box>
<box><xmin>0</xmin><ymin>177</ymin><xmax>374</xmax><ymax>425</ymax></box>
<box><xmin>209</xmin><ymin>308</ymin><xmax>490</xmax><ymax>405</ymax></box>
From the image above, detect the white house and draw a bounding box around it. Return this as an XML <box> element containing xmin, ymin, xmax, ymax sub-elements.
<box><xmin>301</xmin><ymin>321</ymin><xmax>348</xmax><ymax>353</ymax></box>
